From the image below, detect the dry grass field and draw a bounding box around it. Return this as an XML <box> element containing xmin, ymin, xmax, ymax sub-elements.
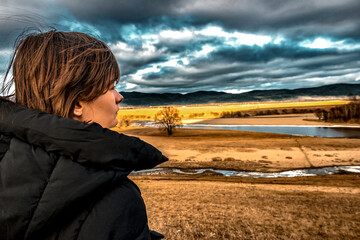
<box><xmin>117</xmin><ymin>100</ymin><xmax>359</xmax><ymax>239</ymax></box>
<box><xmin>121</xmin><ymin>128</ymin><xmax>360</xmax><ymax>172</ymax></box>
<box><xmin>131</xmin><ymin>175</ymin><xmax>360</xmax><ymax>240</ymax></box>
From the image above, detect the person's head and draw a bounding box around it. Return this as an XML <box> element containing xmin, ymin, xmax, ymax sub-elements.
<box><xmin>2</xmin><ymin>30</ymin><xmax>123</xmax><ymax>128</ymax></box>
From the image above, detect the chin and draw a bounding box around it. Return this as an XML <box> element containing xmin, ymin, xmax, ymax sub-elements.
<box><xmin>109</xmin><ymin>119</ymin><xmax>118</xmax><ymax>128</ymax></box>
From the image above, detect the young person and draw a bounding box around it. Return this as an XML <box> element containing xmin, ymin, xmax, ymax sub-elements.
<box><xmin>0</xmin><ymin>30</ymin><xmax>167</xmax><ymax>240</ymax></box>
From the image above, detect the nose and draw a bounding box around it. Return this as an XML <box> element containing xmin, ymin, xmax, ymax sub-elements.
<box><xmin>115</xmin><ymin>90</ymin><xmax>123</xmax><ymax>104</ymax></box>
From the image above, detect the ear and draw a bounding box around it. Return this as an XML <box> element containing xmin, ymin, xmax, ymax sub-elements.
<box><xmin>73</xmin><ymin>101</ymin><xmax>84</xmax><ymax>117</ymax></box>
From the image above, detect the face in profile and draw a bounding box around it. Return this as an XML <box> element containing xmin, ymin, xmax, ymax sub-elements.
<box><xmin>72</xmin><ymin>83</ymin><xmax>123</xmax><ymax>128</ymax></box>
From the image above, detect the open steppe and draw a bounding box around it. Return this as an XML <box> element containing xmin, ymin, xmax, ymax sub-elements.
<box><xmin>116</xmin><ymin>101</ymin><xmax>360</xmax><ymax>239</ymax></box>
<box><xmin>131</xmin><ymin>175</ymin><xmax>360</xmax><ymax>240</ymax></box>
<box><xmin>119</xmin><ymin>125</ymin><xmax>359</xmax><ymax>239</ymax></box>
<box><xmin>120</xmin><ymin>127</ymin><xmax>360</xmax><ymax>172</ymax></box>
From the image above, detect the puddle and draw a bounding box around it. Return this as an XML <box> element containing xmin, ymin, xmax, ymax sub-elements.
<box><xmin>131</xmin><ymin>166</ymin><xmax>360</xmax><ymax>178</ymax></box>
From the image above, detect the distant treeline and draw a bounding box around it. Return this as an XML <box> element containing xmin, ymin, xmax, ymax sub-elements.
<box><xmin>315</xmin><ymin>102</ymin><xmax>360</xmax><ymax>123</ymax></box>
<box><xmin>219</xmin><ymin>102</ymin><xmax>360</xmax><ymax>124</ymax></box>
<box><xmin>220</xmin><ymin>108</ymin><xmax>317</xmax><ymax>118</ymax></box>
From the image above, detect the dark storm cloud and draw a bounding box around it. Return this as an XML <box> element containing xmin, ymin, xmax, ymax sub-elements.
<box><xmin>119</xmin><ymin>55</ymin><xmax>168</xmax><ymax>76</ymax></box>
<box><xmin>205</xmin><ymin>44</ymin><xmax>339</xmax><ymax>63</ymax></box>
<box><xmin>59</xmin><ymin>0</ymin><xmax>185</xmax><ymax>24</ymax></box>
<box><xmin>57</xmin><ymin>0</ymin><xmax>360</xmax><ymax>41</ymax></box>
<box><xmin>293</xmin><ymin>52</ymin><xmax>360</xmax><ymax>70</ymax></box>
<box><xmin>2</xmin><ymin>0</ymin><xmax>360</xmax><ymax>43</ymax></box>
<box><xmin>122</xmin><ymin>40</ymin><xmax>360</xmax><ymax>93</ymax></box>
<box><xmin>1</xmin><ymin>0</ymin><xmax>360</xmax><ymax>92</ymax></box>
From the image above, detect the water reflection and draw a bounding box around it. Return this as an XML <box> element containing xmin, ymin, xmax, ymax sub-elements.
<box><xmin>133</xmin><ymin>121</ymin><xmax>360</xmax><ymax>138</ymax></box>
<box><xmin>182</xmin><ymin>124</ymin><xmax>360</xmax><ymax>138</ymax></box>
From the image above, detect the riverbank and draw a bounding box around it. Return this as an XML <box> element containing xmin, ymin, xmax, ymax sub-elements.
<box><xmin>197</xmin><ymin>114</ymin><xmax>360</xmax><ymax>126</ymax></box>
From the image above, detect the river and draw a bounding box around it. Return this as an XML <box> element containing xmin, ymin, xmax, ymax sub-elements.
<box><xmin>131</xmin><ymin>166</ymin><xmax>360</xmax><ymax>178</ymax></box>
<box><xmin>133</xmin><ymin>121</ymin><xmax>360</xmax><ymax>138</ymax></box>
<box><xmin>182</xmin><ymin>124</ymin><xmax>360</xmax><ymax>138</ymax></box>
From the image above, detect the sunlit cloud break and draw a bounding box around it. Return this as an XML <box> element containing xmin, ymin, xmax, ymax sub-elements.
<box><xmin>112</xmin><ymin>23</ymin><xmax>360</xmax><ymax>93</ymax></box>
<box><xmin>300</xmin><ymin>38</ymin><xmax>360</xmax><ymax>51</ymax></box>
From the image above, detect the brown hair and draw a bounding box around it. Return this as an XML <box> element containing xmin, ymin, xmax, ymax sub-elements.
<box><xmin>2</xmin><ymin>30</ymin><xmax>120</xmax><ymax>118</ymax></box>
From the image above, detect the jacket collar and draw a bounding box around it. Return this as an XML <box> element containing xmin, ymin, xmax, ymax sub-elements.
<box><xmin>0</xmin><ymin>98</ymin><xmax>167</xmax><ymax>171</ymax></box>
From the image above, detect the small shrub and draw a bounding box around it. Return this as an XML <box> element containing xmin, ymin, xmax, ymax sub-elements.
<box><xmin>212</xmin><ymin>157</ymin><xmax>222</xmax><ymax>162</ymax></box>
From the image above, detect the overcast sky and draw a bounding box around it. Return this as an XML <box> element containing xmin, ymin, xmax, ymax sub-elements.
<box><xmin>1</xmin><ymin>0</ymin><xmax>360</xmax><ymax>93</ymax></box>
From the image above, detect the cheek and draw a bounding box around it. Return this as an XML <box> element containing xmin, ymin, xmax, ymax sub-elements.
<box><xmin>102</xmin><ymin>94</ymin><xmax>117</xmax><ymax>113</ymax></box>
<box><xmin>90</xmin><ymin>92</ymin><xmax>117</xmax><ymax>117</ymax></box>
<box><xmin>96</xmin><ymin>94</ymin><xmax>112</xmax><ymax>107</ymax></box>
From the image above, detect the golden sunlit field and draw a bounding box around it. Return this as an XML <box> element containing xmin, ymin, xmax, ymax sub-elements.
<box><xmin>117</xmin><ymin>100</ymin><xmax>359</xmax><ymax>240</ymax></box>
<box><xmin>117</xmin><ymin>100</ymin><xmax>349</xmax><ymax>123</ymax></box>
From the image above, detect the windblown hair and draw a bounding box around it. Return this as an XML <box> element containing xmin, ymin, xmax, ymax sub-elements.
<box><xmin>2</xmin><ymin>30</ymin><xmax>120</xmax><ymax>118</ymax></box>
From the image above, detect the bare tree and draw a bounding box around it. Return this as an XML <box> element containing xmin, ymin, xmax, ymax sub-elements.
<box><xmin>155</xmin><ymin>106</ymin><xmax>182</xmax><ymax>135</ymax></box>
<box><xmin>118</xmin><ymin>115</ymin><xmax>132</xmax><ymax>128</ymax></box>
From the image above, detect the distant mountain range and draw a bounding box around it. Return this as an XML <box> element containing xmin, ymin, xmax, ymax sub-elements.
<box><xmin>119</xmin><ymin>83</ymin><xmax>360</xmax><ymax>106</ymax></box>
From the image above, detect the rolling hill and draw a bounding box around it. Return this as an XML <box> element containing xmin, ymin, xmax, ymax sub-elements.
<box><xmin>119</xmin><ymin>83</ymin><xmax>360</xmax><ymax>106</ymax></box>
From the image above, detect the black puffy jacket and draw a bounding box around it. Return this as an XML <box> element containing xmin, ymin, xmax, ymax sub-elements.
<box><xmin>0</xmin><ymin>99</ymin><xmax>167</xmax><ymax>240</ymax></box>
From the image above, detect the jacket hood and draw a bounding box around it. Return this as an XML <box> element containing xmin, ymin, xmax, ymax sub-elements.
<box><xmin>0</xmin><ymin>98</ymin><xmax>167</xmax><ymax>171</ymax></box>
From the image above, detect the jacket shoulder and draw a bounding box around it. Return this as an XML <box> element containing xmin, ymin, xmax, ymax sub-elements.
<box><xmin>0</xmin><ymin>133</ymin><xmax>10</xmax><ymax>160</ymax></box>
<box><xmin>0</xmin><ymin>137</ymin><xmax>58</xmax><ymax>239</ymax></box>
